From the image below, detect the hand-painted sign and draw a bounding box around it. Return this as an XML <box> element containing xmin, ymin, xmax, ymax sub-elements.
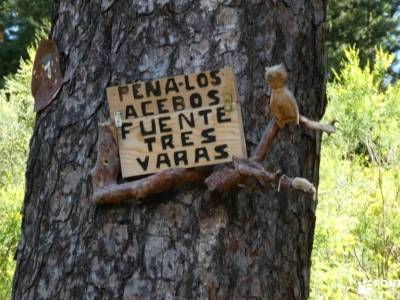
<box><xmin>106</xmin><ymin>68</ymin><xmax>247</xmax><ymax>178</ymax></box>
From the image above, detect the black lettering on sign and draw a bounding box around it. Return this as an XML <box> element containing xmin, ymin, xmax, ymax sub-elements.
<box><xmin>145</xmin><ymin>80</ymin><xmax>161</xmax><ymax>97</ymax></box>
<box><xmin>156</xmin><ymin>98</ymin><xmax>169</xmax><ymax>114</ymax></box>
<box><xmin>125</xmin><ymin>105</ymin><xmax>138</xmax><ymax>119</ymax></box>
<box><xmin>141</xmin><ymin>101</ymin><xmax>154</xmax><ymax>116</ymax></box>
<box><xmin>118</xmin><ymin>86</ymin><xmax>129</xmax><ymax>102</ymax></box>
<box><xmin>106</xmin><ymin>68</ymin><xmax>245</xmax><ymax>178</ymax></box>
<box><xmin>208</xmin><ymin>90</ymin><xmax>220</xmax><ymax>105</ymax></box>
<box><xmin>190</xmin><ymin>93</ymin><xmax>202</xmax><ymax>108</ymax></box>
<box><xmin>215</xmin><ymin>144</ymin><xmax>229</xmax><ymax>159</ymax></box>
<box><xmin>165</xmin><ymin>78</ymin><xmax>179</xmax><ymax>94</ymax></box>
<box><xmin>195</xmin><ymin>147</ymin><xmax>210</xmax><ymax>163</ymax></box>
<box><xmin>198</xmin><ymin>108</ymin><xmax>212</xmax><ymax>125</ymax></box>
<box><xmin>174</xmin><ymin>150</ymin><xmax>188</xmax><ymax>166</ymax></box>
<box><xmin>121</xmin><ymin>122</ymin><xmax>133</xmax><ymax>139</ymax></box>
<box><xmin>157</xmin><ymin>153</ymin><xmax>171</xmax><ymax>168</ymax></box>
<box><xmin>216</xmin><ymin>107</ymin><xmax>231</xmax><ymax>123</ymax></box>
<box><xmin>161</xmin><ymin>134</ymin><xmax>175</xmax><ymax>150</ymax></box>
<box><xmin>132</xmin><ymin>83</ymin><xmax>144</xmax><ymax>99</ymax></box>
<box><xmin>201</xmin><ymin>128</ymin><xmax>216</xmax><ymax>144</ymax></box>
<box><xmin>181</xmin><ymin>131</ymin><xmax>193</xmax><ymax>146</ymax></box>
<box><xmin>197</xmin><ymin>73</ymin><xmax>208</xmax><ymax>87</ymax></box>
<box><xmin>144</xmin><ymin>137</ymin><xmax>156</xmax><ymax>152</ymax></box>
<box><xmin>172</xmin><ymin>96</ymin><xmax>185</xmax><ymax>111</ymax></box>
<box><xmin>210</xmin><ymin>70</ymin><xmax>222</xmax><ymax>85</ymax></box>
<box><xmin>137</xmin><ymin>156</ymin><xmax>149</xmax><ymax>171</ymax></box>
<box><xmin>178</xmin><ymin>112</ymin><xmax>195</xmax><ymax>129</ymax></box>
<box><xmin>159</xmin><ymin>116</ymin><xmax>172</xmax><ymax>133</ymax></box>
<box><xmin>140</xmin><ymin>119</ymin><xmax>156</xmax><ymax>136</ymax></box>
<box><xmin>184</xmin><ymin>75</ymin><xmax>195</xmax><ymax>90</ymax></box>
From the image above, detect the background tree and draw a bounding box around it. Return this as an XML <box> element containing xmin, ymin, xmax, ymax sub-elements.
<box><xmin>0</xmin><ymin>0</ymin><xmax>50</xmax><ymax>86</ymax></box>
<box><xmin>311</xmin><ymin>48</ymin><xmax>400</xmax><ymax>298</ymax></box>
<box><xmin>12</xmin><ymin>1</ymin><xmax>327</xmax><ymax>299</ymax></box>
<box><xmin>327</xmin><ymin>0</ymin><xmax>400</xmax><ymax>72</ymax></box>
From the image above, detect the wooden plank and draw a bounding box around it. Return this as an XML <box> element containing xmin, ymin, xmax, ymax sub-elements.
<box><xmin>118</xmin><ymin>105</ymin><xmax>243</xmax><ymax>177</ymax></box>
<box><xmin>106</xmin><ymin>67</ymin><xmax>247</xmax><ymax>178</ymax></box>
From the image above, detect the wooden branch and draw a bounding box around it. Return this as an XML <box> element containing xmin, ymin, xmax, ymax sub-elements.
<box><xmin>233</xmin><ymin>156</ymin><xmax>278</xmax><ymax>183</ymax></box>
<box><xmin>92</xmin><ymin>114</ymin><xmax>326</xmax><ymax>204</ymax></box>
<box><xmin>203</xmin><ymin>167</ymin><xmax>243</xmax><ymax>192</ymax></box>
<box><xmin>233</xmin><ymin>156</ymin><xmax>316</xmax><ymax>197</ymax></box>
<box><xmin>251</xmin><ymin>119</ymin><xmax>280</xmax><ymax>162</ymax></box>
<box><xmin>204</xmin><ymin>115</ymin><xmax>323</xmax><ymax>196</ymax></box>
<box><xmin>90</xmin><ymin>122</ymin><xmax>211</xmax><ymax>204</ymax></box>
<box><xmin>205</xmin><ymin>154</ymin><xmax>316</xmax><ymax>197</ymax></box>
<box><xmin>94</xmin><ymin>167</ymin><xmax>210</xmax><ymax>205</ymax></box>
<box><xmin>205</xmin><ymin>119</ymin><xmax>279</xmax><ymax>192</ymax></box>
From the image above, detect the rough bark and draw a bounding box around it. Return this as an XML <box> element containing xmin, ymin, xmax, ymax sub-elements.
<box><xmin>13</xmin><ymin>1</ymin><xmax>327</xmax><ymax>299</ymax></box>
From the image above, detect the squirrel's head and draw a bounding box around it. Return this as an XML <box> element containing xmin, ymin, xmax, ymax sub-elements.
<box><xmin>265</xmin><ymin>63</ymin><xmax>288</xmax><ymax>89</ymax></box>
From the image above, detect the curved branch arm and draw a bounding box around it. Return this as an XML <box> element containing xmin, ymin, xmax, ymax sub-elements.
<box><xmin>205</xmin><ymin>119</ymin><xmax>280</xmax><ymax>192</ymax></box>
<box><xmin>93</xmin><ymin>167</ymin><xmax>210</xmax><ymax>205</ymax></box>
<box><xmin>251</xmin><ymin>119</ymin><xmax>281</xmax><ymax>162</ymax></box>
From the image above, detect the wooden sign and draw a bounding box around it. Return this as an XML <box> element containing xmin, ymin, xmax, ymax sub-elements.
<box><xmin>106</xmin><ymin>68</ymin><xmax>247</xmax><ymax>178</ymax></box>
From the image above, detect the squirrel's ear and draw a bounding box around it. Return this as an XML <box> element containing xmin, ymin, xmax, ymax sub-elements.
<box><xmin>279</xmin><ymin>63</ymin><xmax>285</xmax><ymax>69</ymax></box>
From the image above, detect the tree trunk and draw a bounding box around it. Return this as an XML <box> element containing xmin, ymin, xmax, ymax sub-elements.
<box><xmin>13</xmin><ymin>1</ymin><xmax>327</xmax><ymax>299</ymax></box>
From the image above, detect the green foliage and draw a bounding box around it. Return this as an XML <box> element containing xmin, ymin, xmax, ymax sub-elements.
<box><xmin>0</xmin><ymin>38</ymin><xmax>38</xmax><ymax>299</ymax></box>
<box><xmin>327</xmin><ymin>0</ymin><xmax>400</xmax><ymax>72</ymax></box>
<box><xmin>0</xmin><ymin>187</ymin><xmax>22</xmax><ymax>300</ymax></box>
<box><xmin>0</xmin><ymin>0</ymin><xmax>51</xmax><ymax>85</ymax></box>
<box><xmin>311</xmin><ymin>48</ymin><xmax>400</xmax><ymax>299</ymax></box>
<box><xmin>0</xmin><ymin>39</ymin><xmax>39</xmax><ymax>187</ymax></box>
<box><xmin>326</xmin><ymin>47</ymin><xmax>400</xmax><ymax>163</ymax></box>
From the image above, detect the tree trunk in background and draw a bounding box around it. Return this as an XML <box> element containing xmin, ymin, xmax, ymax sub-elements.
<box><xmin>13</xmin><ymin>1</ymin><xmax>327</xmax><ymax>299</ymax></box>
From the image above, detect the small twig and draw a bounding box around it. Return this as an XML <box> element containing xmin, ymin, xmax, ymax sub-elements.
<box><xmin>0</xmin><ymin>243</ymin><xmax>13</xmax><ymax>268</ymax></box>
<box><xmin>352</xmin><ymin>247</ymin><xmax>370</xmax><ymax>280</ymax></box>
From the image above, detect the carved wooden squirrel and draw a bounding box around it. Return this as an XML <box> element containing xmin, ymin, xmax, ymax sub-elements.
<box><xmin>265</xmin><ymin>63</ymin><xmax>299</xmax><ymax>128</ymax></box>
<box><xmin>265</xmin><ymin>63</ymin><xmax>335</xmax><ymax>133</ymax></box>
